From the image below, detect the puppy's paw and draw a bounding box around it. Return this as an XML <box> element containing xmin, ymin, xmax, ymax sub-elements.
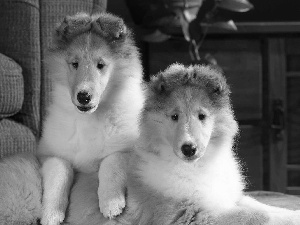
<box><xmin>41</xmin><ymin>209</ymin><xmax>65</xmax><ymax>225</ymax></box>
<box><xmin>99</xmin><ymin>192</ymin><xmax>126</xmax><ymax>219</ymax></box>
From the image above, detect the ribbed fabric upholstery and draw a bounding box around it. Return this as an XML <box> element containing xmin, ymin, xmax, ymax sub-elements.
<box><xmin>0</xmin><ymin>0</ymin><xmax>41</xmax><ymax>137</ymax></box>
<box><xmin>0</xmin><ymin>54</ymin><xmax>24</xmax><ymax>118</ymax></box>
<box><xmin>0</xmin><ymin>119</ymin><xmax>36</xmax><ymax>158</ymax></box>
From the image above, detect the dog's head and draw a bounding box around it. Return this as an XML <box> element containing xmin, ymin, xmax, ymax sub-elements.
<box><xmin>46</xmin><ymin>12</ymin><xmax>141</xmax><ymax>114</ymax></box>
<box><xmin>141</xmin><ymin>63</ymin><xmax>238</xmax><ymax>162</ymax></box>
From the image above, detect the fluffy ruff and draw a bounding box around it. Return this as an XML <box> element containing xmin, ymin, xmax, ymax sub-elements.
<box><xmin>36</xmin><ymin>12</ymin><xmax>144</xmax><ymax>225</ymax></box>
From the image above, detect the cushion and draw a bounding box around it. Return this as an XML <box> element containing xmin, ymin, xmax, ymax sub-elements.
<box><xmin>0</xmin><ymin>119</ymin><xmax>36</xmax><ymax>158</ymax></box>
<box><xmin>0</xmin><ymin>0</ymin><xmax>41</xmax><ymax>136</ymax></box>
<box><xmin>0</xmin><ymin>53</ymin><xmax>24</xmax><ymax>118</ymax></box>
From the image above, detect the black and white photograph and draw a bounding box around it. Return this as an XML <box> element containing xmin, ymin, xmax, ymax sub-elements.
<box><xmin>1</xmin><ymin>0</ymin><xmax>300</xmax><ymax>224</ymax></box>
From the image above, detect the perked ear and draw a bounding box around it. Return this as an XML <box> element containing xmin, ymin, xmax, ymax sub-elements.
<box><xmin>55</xmin><ymin>13</ymin><xmax>92</xmax><ymax>41</ymax></box>
<box><xmin>213</xmin><ymin>85</ymin><xmax>222</xmax><ymax>95</ymax></box>
<box><xmin>93</xmin><ymin>14</ymin><xmax>127</xmax><ymax>40</ymax></box>
<box><xmin>153</xmin><ymin>74</ymin><xmax>167</xmax><ymax>94</ymax></box>
<box><xmin>211</xmin><ymin>79</ymin><xmax>231</xmax><ymax>98</ymax></box>
<box><xmin>209</xmin><ymin>69</ymin><xmax>229</xmax><ymax>96</ymax></box>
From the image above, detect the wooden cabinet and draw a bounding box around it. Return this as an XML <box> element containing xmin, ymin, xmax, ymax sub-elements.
<box><xmin>286</xmin><ymin>38</ymin><xmax>300</xmax><ymax>194</ymax></box>
<box><xmin>143</xmin><ymin>26</ymin><xmax>300</xmax><ymax>192</ymax></box>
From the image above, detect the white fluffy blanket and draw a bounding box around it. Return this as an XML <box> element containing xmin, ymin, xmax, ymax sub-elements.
<box><xmin>0</xmin><ymin>154</ymin><xmax>42</xmax><ymax>225</ymax></box>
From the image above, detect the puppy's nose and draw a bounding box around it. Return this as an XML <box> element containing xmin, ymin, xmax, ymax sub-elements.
<box><xmin>181</xmin><ymin>143</ymin><xmax>197</xmax><ymax>158</ymax></box>
<box><xmin>77</xmin><ymin>91</ymin><xmax>91</xmax><ymax>105</ymax></box>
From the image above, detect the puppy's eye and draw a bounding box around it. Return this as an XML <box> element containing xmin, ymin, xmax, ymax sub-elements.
<box><xmin>171</xmin><ymin>114</ymin><xmax>179</xmax><ymax>121</ymax></box>
<box><xmin>71</xmin><ymin>62</ymin><xmax>78</xmax><ymax>69</ymax></box>
<box><xmin>198</xmin><ymin>113</ymin><xmax>206</xmax><ymax>121</ymax></box>
<box><xmin>97</xmin><ymin>63</ymin><xmax>105</xmax><ymax>70</ymax></box>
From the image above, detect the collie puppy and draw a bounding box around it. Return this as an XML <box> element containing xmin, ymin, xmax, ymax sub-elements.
<box><xmin>38</xmin><ymin>12</ymin><xmax>144</xmax><ymax>225</ymax></box>
<box><xmin>97</xmin><ymin>64</ymin><xmax>300</xmax><ymax>225</ymax></box>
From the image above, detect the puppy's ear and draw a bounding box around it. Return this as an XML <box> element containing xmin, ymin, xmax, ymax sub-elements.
<box><xmin>55</xmin><ymin>13</ymin><xmax>92</xmax><ymax>42</ymax></box>
<box><xmin>213</xmin><ymin>84</ymin><xmax>222</xmax><ymax>95</ymax></box>
<box><xmin>208</xmin><ymin>68</ymin><xmax>229</xmax><ymax>97</ymax></box>
<box><xmin>153</xmin><ymin>74</ymin><xmax>168</xmax><ymax>94</ymax></box>
<box><xmin>93</xmin><ymin>14</ymin><xmax>127</xmax><ymax>40</ymax></box>
<box><xmin>215</xmin><ymin>77</ymin><xmax>231</xmax><ymax>96</ymax></box>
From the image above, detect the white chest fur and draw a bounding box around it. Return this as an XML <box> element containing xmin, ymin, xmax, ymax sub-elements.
<box><xmin>136</xmin><ymin>146</ymin><xmax>244</xmax><ymax>212</ymax></box>
<box><xmin>38</xmin><ymin>82</ymin><xmax>142</xmax><ymax>173</ymax></box>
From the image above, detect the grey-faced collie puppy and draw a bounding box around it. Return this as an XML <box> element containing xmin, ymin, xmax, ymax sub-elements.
<box><xmin>97</xmin><ymin>64</ymin><xmax>300</xmax><ymax>225</ymax></box>
<box><xmin>38</xmin><ymin>12</ymin><xmax>144</xmax><ymax>225</ymax></box>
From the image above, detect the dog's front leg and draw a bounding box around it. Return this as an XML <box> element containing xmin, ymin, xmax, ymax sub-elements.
<box><xmin>40</xmin><ymin>156</ymin><xmax>74</xmax><ymax>225</ymax></box>
<box><xmin>98</xmin><ymin>151</ymin><xmax>129</xmax><ymax>219</ymax></box>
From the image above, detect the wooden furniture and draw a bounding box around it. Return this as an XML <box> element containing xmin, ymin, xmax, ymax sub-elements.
<box><xmin>143</xmin><ymin>22</ymin><xmax>300</xmax><ymax>193</ymax></box>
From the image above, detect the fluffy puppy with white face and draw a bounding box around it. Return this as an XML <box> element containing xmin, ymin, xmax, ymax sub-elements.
<box><xmin>98</xmin><ymin>64</ymin><xmax>300</xmax><ymax>225</ymax></box>
<box><xmin>38</xmin><ymin>12</ymin><xmax>144</xmax><ymax>225</ymax></box>
<box><xmin>131</xmin><ymin>63</ymin><xmax>243</xmax><ymax>211</ymax></box>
